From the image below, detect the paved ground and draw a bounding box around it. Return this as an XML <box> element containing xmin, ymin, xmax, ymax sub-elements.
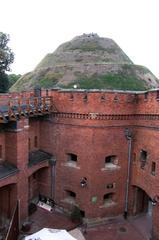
<box><xmin>84</xmin><ymin>217</ymin><xmax>151</xmax><ymax>240</ymax></box>
<box><xmin>20</xmin><ymin>206</ymin><xmax>152</xmax><ymax>240</ymax></box>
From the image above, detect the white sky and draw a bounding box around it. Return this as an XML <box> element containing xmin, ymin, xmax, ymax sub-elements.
<box><xmin>0</xmin><ymin>0</ymin><xmax>159</xmax><ymax>78</ymax></box>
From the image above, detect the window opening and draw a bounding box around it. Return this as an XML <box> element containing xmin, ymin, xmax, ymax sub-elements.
<box><xmin>144</xmin><ymin>92</ymin><xmax>148</xmax><ymax>100</ymax></box>
<box><xmin>140</xmin><ymin>149</ymin><xmax>147</xmax><ymax>169</ymax></box>
<box><xmin>83</xmin><ymin>95</ymin><xmax>88</xmax><ymax>102</ymax></box>
<box><xmin>107</xmin><ymin>183</ymin><xmax>115</xmax><ymax>189</ymax></box>
<box><xmin>105</xmin><ymin>155</ymin><xmax>118</xmax><ymax>166</ymax></box>
<box><xmin>103</xmin><ymin>193</ymin><xmax>114</xmax><ymax>205</ymax></box>
<box><xmin>34</xmin><ymin>136</ymin><xmax>38</xmax><ymax>148</ymax></box>
<box><xmin>80</xmin><ymin>210</ymin><xmax>85</xmax><ymax>217</ymax></box>
<box><xmin>114</xmin><ymin>95</ymin><xmax>119</xmax><ymax>102</ymax></box>
<box><xmin>101</xmin><ymin>95</ymin><xmax>105</xmax><ymax>101</ymax></box>
<box><xmin>65</xmin><ymin>190</ymin><xmax>76</xmax><ymax>201</ymax></box>
<box><xmin>151</xmin><ymin>162</ymin><xmax>156</xmax><ymax>175</ymax></box>
<box><xmin>69</xmin><ymin>94</ymin><xmax>74</xmax><ymax>101</ymax></box>
<box><xmin>67</xmin><ymin>153</ymin><xmax>77</xmax><ymax>162</ymax></box>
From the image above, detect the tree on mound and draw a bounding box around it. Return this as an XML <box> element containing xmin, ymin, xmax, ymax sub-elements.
<box><xmin>0</xmin><ymin>32</ymin><xmax>14</xmax><ymax>92</ymax></box>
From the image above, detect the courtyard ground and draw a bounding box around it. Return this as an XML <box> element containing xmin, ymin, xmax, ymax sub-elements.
<box><xmin>20</xmin><ymin>207</ymin><xmax>152</xmax><ymax>240</ymax></box>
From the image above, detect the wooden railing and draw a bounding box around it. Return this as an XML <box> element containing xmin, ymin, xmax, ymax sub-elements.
<box><xmin>0</xmin><ymin>96</ymin><xmax>57</xmax><ymax>123</ymax></box>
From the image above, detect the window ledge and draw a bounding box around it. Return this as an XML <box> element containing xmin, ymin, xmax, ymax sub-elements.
<box><xmin>101</xmin><ymin>164</ymin><xmax>120</xmax><ymax>171</ymax></box>
<box><xmin>151</xmin><ymin>172</ymin><xmax>155</xmax><ymax>176</ymax></box>
<box><xmin>62</xmin><ymin>162</ymin><xmax>80</xmax><ymax>169</ymax></box>
<box><xmin>99</xmin><ymin>201</ymin><xmax>116</xmax><ymax>208</ymax></box>
<box><xmin>61</xmin><ymin>198</ymin><xmax>76</xmax><ymax>205</ymax></box>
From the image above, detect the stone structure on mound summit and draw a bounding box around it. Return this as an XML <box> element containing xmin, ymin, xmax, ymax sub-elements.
<box><xmin>10</xmin><ymin>33</ymin><xmax>159</xmax><ymax>92</ymax></box>
<box><xmin>0</xmin><ymin>35</ymin><xmax>159</xmax><ymax>239</ymax></box>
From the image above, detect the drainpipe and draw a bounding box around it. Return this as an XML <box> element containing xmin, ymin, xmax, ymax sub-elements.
<box><xmin>49</xmin><ymin>157</ymin><xmax>56</xmax><ymax>199</ymax></box>
<box><xmin>124</xmin><ymin>128</ymin><xmax>132</xmax><ymax>219</ymax></box>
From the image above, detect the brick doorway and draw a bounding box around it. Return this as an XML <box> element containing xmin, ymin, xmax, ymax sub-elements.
<box><xmin>133</xmin><ymin>186</ymin><xmax>151</xmax><ymax>216</ymax></box>
<box><xmin>0</xmin><ymin>184</ymin><xmax>17</xmax><ymax>238</ymax></box>
<box><xmin>28</xmin><ymin>167</ymin><xmax>50</xmax><ymax>205</ymax></box>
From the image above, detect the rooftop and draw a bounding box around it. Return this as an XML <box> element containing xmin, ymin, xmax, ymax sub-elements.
<box><xmin>28</xmin><ymin>150</ymin><xmax>52</xmax><ymax>167</ymax></box>
<box><xmin>0</xmin><ymin>161</ymin><xmax>18</xmax><ymax>179</ymax></box>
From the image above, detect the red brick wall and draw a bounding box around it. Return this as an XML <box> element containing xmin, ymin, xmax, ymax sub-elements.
<box><xmin>29</xmin><ymin>119</ymin><xmax>40</xmax><ymax>152</ymax></box>
<box><xmin>1</xmin><ymin>89</ymin><xmax>159</xmax><ymax>236</ymax></box>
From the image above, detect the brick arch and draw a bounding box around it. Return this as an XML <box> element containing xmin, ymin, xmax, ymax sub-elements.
<box><xmin>28</xmin><ymin>163</ymin><xmax>49</xmax><ymax>177</ymax></box>
<box><xmin>131</xmin><ymin>185</ymin><xmax>152</xmax><ymax>216</ymax></box>
<box><xmin>132</xmin><ymin>184</ymin><xmax>152</xmax><ymax>200</ymax></box>
<box><xmin>0</xmin><ymin>183</ymin><xmax>17</xmax><ymax>224</ymax></box>
<box><xmin>28</xmin><ymin>166</ymin><xmax>51</xmax><ymax>203</ymax></box>
<box><xmin>0</xmin><ymin>179</ymin><xmax>17</xmax><ymax>189</ymax></box>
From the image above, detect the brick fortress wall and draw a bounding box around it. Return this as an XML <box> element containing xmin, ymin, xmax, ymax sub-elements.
<box><xmin>0</xmin><ymin>89</ymin><xmax>159</xmax><ymax>238</ymax></box>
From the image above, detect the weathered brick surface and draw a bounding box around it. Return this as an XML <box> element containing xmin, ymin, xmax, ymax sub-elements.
<box><xmin>0</xmin><ymin>89</ymin><xmax>159</xmax><ymax>236</ymax></box>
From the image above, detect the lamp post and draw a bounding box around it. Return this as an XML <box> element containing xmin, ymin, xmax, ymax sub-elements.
<box><xmin>124</xmin><ymin>128</ymin><xmax>132</xmax><ymax>219</ymax></box>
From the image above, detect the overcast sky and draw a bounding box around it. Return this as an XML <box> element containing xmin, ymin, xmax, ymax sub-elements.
<box><xmin>0</xmin><ymin>0</ymin><xmax>159</xmax><ymax>78</ymax></box>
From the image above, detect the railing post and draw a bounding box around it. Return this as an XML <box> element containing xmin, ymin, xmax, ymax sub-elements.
<box><xmin>18</xmin><ymin>97</ymin><xmax>21</xmax><ymax>115</ymax></box>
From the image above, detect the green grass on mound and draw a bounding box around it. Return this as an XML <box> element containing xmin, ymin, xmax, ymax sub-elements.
<box><xmin>59</xmin><ymin>73</ymin><xmax>148</xmax><ymax>91</ymax></box>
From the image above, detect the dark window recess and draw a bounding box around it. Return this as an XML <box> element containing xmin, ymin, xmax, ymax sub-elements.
<box><xmin>140</xmin><ymin>149</ymin><xmax>147</xmax><ymax>168</ymax></box>
<box><xmin>67</xmin><ymin>153</ymin><xmax>77</xmax><ymax>162</ymax></box>
<box><xmin>107</xmin><ymin>183</ymin><xmax>115</xmax><ymax>189</ymax></box>
<box><xmin>83</xmin><ymin>95</ymin><xmax>88</xmax><ymax>102</ymax></box>
<box><xmin>114</xmin><ymin>95</ymin><xmax>119</xmax><ymax>102</ymax></box>
<box><xmin>151</xmin><ymin>162</ymin><xmax>156</xmax><ymax>175</ymax></box>
<box><xmin>103</xmin><ymin>193</ymin><xmax>113</xmax><ymax>204</ymax></box>
<box><xmin>0</xmin><ymin>145</ymin><xmax>2</xmax><ymax>159</ymax></box>
<box><xmin>105</xmin><ymin>155</ymin><xmax>117</xmax><ymax>164</ymax></box>
<box><xmin>101</xmin><ymin>95</ymin><xmax>106</xmax><ymax>101</ymax></box>
<box><xmin>144</xmin><ymin>92</ymin><xmax>148</xmax><ymax>100</ymax></box>
<box><xmin>80</xmin><ymin>210</ymin><xmax>85</xmax><ymax>217</ymax></box>
<box><xmin>34</xmin><ymin>136</ymin><xmax>38</xmax><ymax>148</ymax></box>
<box><xmin>66</xmin><ymin>190</ymin><xmax>76</xmax><ymax>198</ymax></box>
<box><xmin>156</xmin><ymin>90</ymin><xmax>159</xmax><ymax>99</ymax></box>
<box><xmin>70</xmin><ymin>94</ymin><xmax>74</xmax><ymax>100</ymax></box>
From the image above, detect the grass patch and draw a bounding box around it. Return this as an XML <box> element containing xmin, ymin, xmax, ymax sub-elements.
<box><xmin>60</xmin><ymin>73</ymin><xmax>148</xmax><ymax>91</ymax></box>
<box><xmin>39</xmin><ymin>72</ymin><xmax>63</xmax><ymax>88</ymax></box>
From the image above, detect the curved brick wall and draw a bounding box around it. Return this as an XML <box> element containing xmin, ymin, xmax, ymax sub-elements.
<box><xmin>0</xmin><ymin>88</ymin><xmax>159</xmax><ymax>238</ymax></box>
